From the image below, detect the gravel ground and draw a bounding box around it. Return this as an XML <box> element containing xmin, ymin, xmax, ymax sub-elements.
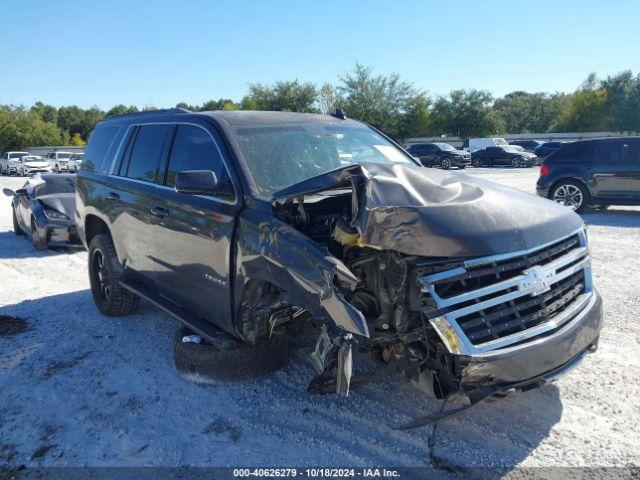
<box><xmin>0</xmin><ymin>168</ymin><xmax>639</xmax><ymax>470</ymax></box>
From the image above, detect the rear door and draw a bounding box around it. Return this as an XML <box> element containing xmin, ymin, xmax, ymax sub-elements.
<box><xmin>588</xmin><ymin>140</ymin><xmax>632</xmax><ymax>201</ymax></box>
<box><xmin>146</xmin><ymin>122</ymin><xmax>239</xmax><ymax>333</ymax></box>
<box><xmin>109</xmin><ymin>123</ymin><xmax>174</xmax><ymax>284</ymax></box>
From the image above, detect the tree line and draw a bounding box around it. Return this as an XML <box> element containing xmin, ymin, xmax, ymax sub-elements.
<box><xmin>1</xmin><ymin>64</ymin><xmax>639</xmax><ymax>153</ymax></box>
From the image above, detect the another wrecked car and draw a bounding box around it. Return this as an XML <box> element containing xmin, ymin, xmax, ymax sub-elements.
<box><xmin>4</xmin><ymin>173</ymin><xmax>81</xmax><ymax>250</ymax></box>
<box><xmin>76</xmin><ymin>109</ymin><xmax>602</xmax><ymax>425</ymax></box>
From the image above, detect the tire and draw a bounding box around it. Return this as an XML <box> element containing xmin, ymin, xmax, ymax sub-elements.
<box><xmin>472</xmin><ymin>158</ymin><xmax>482</xmax><ymax>168</ymax></box>
<box><xmin>173</xmin><ymin>327</ymin><xmax>290</xmax><ymax>384</ymax></box>
<box><xmin>550</xmin><ymin>180</ymin><xmax>590</xmax><ymax>212</ymax></box>
<box><xmin>440</xmin><ymin>158</ymin><xmax>451</xmax><ymax>170</ymax></box>
<box><xmin>512</xmin><ymin>158</ymin><xmax>520</xmax><ymax>168</ymax></box>
<box><xmin>54</xmin><ymin>165</ymin><xmax>59</xmax><ymax>173</ymax></box>
<box><xmin>12</xmin><ymin>209</ymin><xmax>24</xmax><ymax>236</ymax></box>
<box><xmin>31</xmin><ymin>217</ymin><xmax>47</xmax><ymax>251</ymax></box>
<box><xmin>88</xmin><ymin>233</ymin><xmax>140</xmax><ymax>316</ymax></box>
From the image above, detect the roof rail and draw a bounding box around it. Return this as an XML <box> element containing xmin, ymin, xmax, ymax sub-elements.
<box><xmin>107</xmin><ymin>108</ymin><xmax>191</xmax><ymax>119</ymax></box>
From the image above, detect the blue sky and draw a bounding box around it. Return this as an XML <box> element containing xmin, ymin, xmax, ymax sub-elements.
<box><xmin>1</xmin><ymin>0</ymin><xmax>639</xmax><ymax>109</ymax></box>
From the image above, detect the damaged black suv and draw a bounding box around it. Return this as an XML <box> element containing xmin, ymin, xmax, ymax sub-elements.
<box><xmin>76</xmin><ymin>109</ymin><xmax>602</xmax><ymax>424</ymax></box>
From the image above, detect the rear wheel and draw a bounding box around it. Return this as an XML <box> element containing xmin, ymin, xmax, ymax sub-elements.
<box><xmin>551</xmin><ymin>180</ymin><xmax>589</xmax><ymax>212</ymax></box>
<box><xmin>31</xmin><ymin>217</ymin><xmax>47</xmax><ymax>250</ymax></box>
<box><xmin>88</xmin><ymin>233</ymin><xmax>140</xmax><ymax>316</ymax></box>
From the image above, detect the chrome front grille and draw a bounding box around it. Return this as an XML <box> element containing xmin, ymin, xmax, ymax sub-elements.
<box><xmin>419</xmin><ymin>229</ymin><xmax>592</xmax><ymax>355</ymax></box>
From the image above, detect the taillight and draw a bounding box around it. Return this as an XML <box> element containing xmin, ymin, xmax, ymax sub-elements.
<box><xmin>540</xmin><ymin>164</ymin><xmax>549</xmax><ymax>177</ymax></box>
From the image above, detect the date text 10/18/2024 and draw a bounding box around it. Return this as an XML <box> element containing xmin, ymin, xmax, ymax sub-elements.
<box><xmin>233</xmin><ymin>469</ymin><xmax>401</xmax><ymax>478</ymax></box>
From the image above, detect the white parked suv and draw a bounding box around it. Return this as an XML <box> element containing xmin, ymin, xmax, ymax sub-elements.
<box><xmin>17</xmin><ymin>155</ymin><xmax>52</xmax><ymax>176</ymax></box>
<box><xmin>68</xmin><ymin>152</ymin><xmax>85</xmax><ymax>172</ymax></box>
<box><xmin>1</xmin><ymin>151</ymin><xmax>31</xmax><ymax>175</ymax></box>
<box><xmin>45</xmin><ymin>151</ymin><xmax>74</xmax><ymax>173</ymax></box>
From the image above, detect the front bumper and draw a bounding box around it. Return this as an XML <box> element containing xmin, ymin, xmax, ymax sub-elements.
<box><xmin>459</xmin><ymin>288</ymin><xmax>602</xmax><ymax>389</ymax></box>
<box><xmin>42</xmin><ymin>221</ymin><xmax>83</xmax><ymax>247</ymax></box>
<box><xmin>24</xmin><ymin>168</ymin><xmax>52</xmax><ymax>175</ymax></box>
<box><xmin>451</xmin><ymin>156</ymin><xmax>471</xmax><ymax>167</ymax></box>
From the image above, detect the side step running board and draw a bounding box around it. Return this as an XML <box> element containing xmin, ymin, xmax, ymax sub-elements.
<box><xmin>119</xmin><ymin>280</ymin><xmax>224</xmax><ymax>344</ymax></box>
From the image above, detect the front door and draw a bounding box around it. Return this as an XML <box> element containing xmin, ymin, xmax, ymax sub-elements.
<box><xmin>147</xmin><ymin>122</ymin><xmax>239</xmax><ymax>333</ymax></box>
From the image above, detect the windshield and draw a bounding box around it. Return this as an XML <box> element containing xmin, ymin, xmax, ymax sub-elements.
<box><xmin>23</xmin><ymin>156</ymin><xmax>43</xmax><ymax>162</ymax></box>
<box><xmin>494</xmin><ymin>138</ymin><xmax>508</xmax><ymax>146</ymax></box>
<box><xmin>233</xmin><ymin>123</ymin><xmax>417</xmax><ymax>196</ymax></box>
<box><xmin>57</xmin><ymin>153</ymin><xmax>72</xmax><ymax>159</ymax></box>
<box><xmin>434</xmin><ymin>143</ymin><xmax>456</xmax><ymax>151</ymax></box>
<box><xmin>9</xmin><ymin>152</ymin><xmax>29</xmax><ymax>159</ymax></box>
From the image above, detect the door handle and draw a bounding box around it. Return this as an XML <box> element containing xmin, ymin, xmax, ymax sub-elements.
<box><xmin>106</xmin><ymin>192</ymin><xmax>120</xmax><ymax>201</ymax></box>
<box><xmin>150</xmin><ymin>206</ymin><xmax>169</xmax><ymax>217</ymax></box>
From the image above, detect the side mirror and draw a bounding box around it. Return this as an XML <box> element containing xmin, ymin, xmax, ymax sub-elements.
<box><xmin>2</xmin><ymin>188</ymin><xmax>15</xmax><ymax>197</ymax></box>
<box><xmin>175</xmin><ymin>170</ymin><xmax>219</xmax><ymax>195</ymax></box>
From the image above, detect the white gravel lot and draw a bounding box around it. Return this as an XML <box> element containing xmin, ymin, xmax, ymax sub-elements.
<box><xmin>0</xmin><ymin>168</ymin><xmax>639</xmax><ymax>470</ymax></box>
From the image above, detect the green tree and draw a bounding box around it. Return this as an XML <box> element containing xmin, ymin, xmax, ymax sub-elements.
<box><xmin>31</xmin><ymin>101</ymin><xmax>59</xmax><ymax>124</ymax></box>
<box><xmin>552</xmin><ymin>74</ymin><xmax>608</xmax><ymax>132</ymax></box>
<box><xmin>338</xmin><ymin>64</ymin><xmax>430</xmax><ymax>140</ymax></box>
<box><xmin>493</xmin><ymin>91</ymin><xmax>568</xmax><ymax>133</ymax></box>
<box><xmin>199</xmin><ymin>98</ymin><xmax>238</xmax><ymax>111</ymax></box>
<box><xmin>431</xmin><ymin>89</ymin><xmax>503</xmax><ymax>138</ymax></box>
<box><xmin>317</xmin><ymin>83</ymin><xmax>341</xmax><ymax>114</ymax></box>
<box><xmin>0</xmin><ymin>106</ymin><xmax>67</xmax><ymax>152</ymax></box>
<box><xmin>106</xmin><ymin>104</ymin><xmax>139</xmax><ymax>117</ymax></box>
<box><xmin>601</xmin><ymin>70</ymin><xmax>640</xmax><ymax>131</ymax></box>
<box><xmin>241</xmin><ymin>80</ymin><xmax>318</xmax><ymax>112</ymax></box>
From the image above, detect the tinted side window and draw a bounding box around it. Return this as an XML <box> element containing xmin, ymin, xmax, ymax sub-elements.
<box><xmin>83</xmin><ymin>125</ymin><xmax>121</xmax><ymax>172</ymax></box>
<box><xmin>165</xmin><ymin>125</ymin><xmax>233</xmax><ymax>196</ymax></box>
<box><xmin>125</xmin><ymin>125</ymin><xmax>173</xmax><ymax>183</ymax></box>
<box><xmin>594</xmin><ymin>141</ymin><xmax>624</xmax><ymax>164</ymax></box>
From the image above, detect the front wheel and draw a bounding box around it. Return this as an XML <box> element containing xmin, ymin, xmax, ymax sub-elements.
<box><xmin>440</xmin><ymin>158</ymin><xmax>451</xmax><ymax>170</ymax></box>
<box><xmin>472</xmin><ymin>158</ymin><xmax>482</xmax><ymax>168</ymax></box>
<box><xmin>551</xmin><ymin>181</ymin><xmax>589</xmax><ymax>212</ymax></box>
<box><xmin>88</xmin><ymin>233</ymin><xmax>140</xmax><ymax>316</ymax></box>
<box><xmin>512</xmin><ymin>158</ymin><xmax>520</xmax><ymax>168</ymax></box>
<box><xmin>31</xmin><ymin>217</ymin><xmax>47</xmax><ymax>251</ymax></box>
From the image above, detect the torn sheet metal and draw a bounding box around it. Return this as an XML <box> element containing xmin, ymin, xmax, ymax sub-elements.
<box><xmin>273</xmin><ymin>162</ymin><xmax>584</xmax><ymax>258</ymax></box>
<box><xmin>235</xmin><ymin>207</ymin><xmax>369</xmax><ymax>338</ymax></box>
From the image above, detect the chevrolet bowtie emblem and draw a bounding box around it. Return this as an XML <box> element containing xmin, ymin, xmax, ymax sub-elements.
<box><xmin>521</xmin><ymin>265</ymin><xmax>556</xmax><ymax>296</ymax></box>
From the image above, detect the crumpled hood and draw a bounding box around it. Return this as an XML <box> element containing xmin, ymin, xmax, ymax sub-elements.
<box><xmin>38</xmin><ymin>193</ymin><xmax>76</xmax><ymax>219</ymax></box>
<box><xmin>274</xmin><ymin>163</ymin><xmax>583</xmax><ymax>258</ymax></box>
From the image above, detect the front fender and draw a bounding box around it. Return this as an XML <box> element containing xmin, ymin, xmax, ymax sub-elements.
<box><xmin>234</xmin><ymin>208</ymin><xmax>369</xmax><ymax>338</ymax></box>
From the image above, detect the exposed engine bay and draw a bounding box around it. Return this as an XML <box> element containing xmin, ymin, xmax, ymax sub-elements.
<box><xmin>274</xmin><ymin>189</ymin><xmax>464</xmax><ymax>399</ymax></box>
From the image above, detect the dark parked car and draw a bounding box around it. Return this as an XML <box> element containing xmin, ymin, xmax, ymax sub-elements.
<box><xmin>3</xmin><ymin>174</ymin><xmax>81</xmax><ymax>250</ymax></box>
<box><xmin>534</xmin><ymin>141</ymin><xmax>565</xmax><ymax>158</ymax></box>
<box><xmin>510</xmin><ymin>139</ymin><xmax>543</xmax><ymax>153</ymax></box>
<box><xmin>406</xmin><ymin>142</ymin><xmax>471</xmax><ymax>169</ymax></box>
<box><xmin>537</xmin><ymin>137</ymin><xmax>640</xmax><ymax>212</ymax></box>
<box><xmin>76</xmin><ymin>109</ymin><xmax>601</xmax><ymax>424</ymax></box>
<box><xmin>471</xmin><ymin>145</ymin><xmax>538</xmax><ymax>167</ymax></box>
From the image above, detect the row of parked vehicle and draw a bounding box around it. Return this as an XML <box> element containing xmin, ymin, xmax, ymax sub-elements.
<box><xmin>0</xmin><ymin>109</ymin><xmax>609</xmax><ymax>424</ymax></box>
<box><xmin>0</xmin><ymin>151</ymin><xmax>84</xmax><ymax>176</ymax></box>
<box><xmin>406</xmin><ymin>138</ymin><xmax>568</xmax><ymax>170</ymax></box>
